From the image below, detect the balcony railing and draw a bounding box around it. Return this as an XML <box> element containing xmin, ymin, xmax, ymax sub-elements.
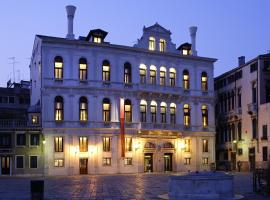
<box><xmin>0</xmin><ymin>119</ymin><xmax>40</xmax><ymax>129</ymax></box>
<box><xmin>247</xmin><ymin>103</ymin><xmax>257</xmax><ymax>115</ymax></box>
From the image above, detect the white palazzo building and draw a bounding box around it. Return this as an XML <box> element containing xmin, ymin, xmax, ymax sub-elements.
<box><xmin>30</xmin><ymin>5</ymin><xmax>216</xmax><ymax>175</ymax></box>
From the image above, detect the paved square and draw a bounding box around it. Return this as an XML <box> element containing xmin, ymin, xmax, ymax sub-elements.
<box><xmin>0</xmin><ymin>172</ymin><xmax>269</xmax><ymax>200</ymax></box>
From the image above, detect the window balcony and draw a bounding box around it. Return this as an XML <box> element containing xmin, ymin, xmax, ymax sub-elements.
<box><xmin>247</xmin><ymin>103</ymin><xmax>257</xmax><ymax>115</ymax></box>
<box><xmin>0</xmin><ymin>119</ymin><xmax>28</xmax><ymax>129</ymax></box>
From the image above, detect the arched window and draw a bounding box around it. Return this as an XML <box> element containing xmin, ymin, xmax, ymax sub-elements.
<box><xmin>183</xmin><ymin>70</ymin><xmax>190</xmax><ymax>90</ymax></box>
<box><xmin>160</xmin><ymin>102</ymin><xmax>167</xmax><ymax>123</ymax></box>
<box><xmin>79</xmin><ymin>58</ymin><xmax>87</xmax><ymax>81</ymax></box>
<box><xmin>163</xmin><ymin>142</ymin><xmax>174</xmax><ymax>148</ymax></box>
<box><xmin>79</xmin><ymin>97</ymin><xmax>88</xmax><ymax>121</ymax></box>
<box><xmin>169</xmin><ymin>68</ymin><xmax>176</xmax><ymax>86</ymax></box>
<box><xmin>159</xmin><ymin>39</ymin><xmax>166</xmax><ymax>52</ymax></box>
<box><xmin>149</xmin><ymin>37</ymin><xmax>155</xmax><ymax>51</ymax></box>
<box><xmin>140</xmin><ymin>100</ymin><xmax>147</xmax><ymax>122</ymax></box>
<box><xmin>54</xmin><ymin>56</ymin><xmax>63</xmax><ymax>79</ymax></box>
<box><xmin>183</xmin><ymin>104</ymin><xmax>190</xmax><ymax>126</ymax></box>
<box><xmin>102</xmin><ymin>60</ymin><xmax>110</xmax><ymax>82</ymax></box>
<box><xmin>55</xmin><ymin>96</ymin><xmax>63</xmax><ymax>121</ymax></box>
<box><xmin>124</xmin><ymin>99</ymin><xmax>132</xmax><ymax>122</ymax></box>
<box><xmin>150</xmin><ymin>101</ymin><xmax>157</xmax><ymax>123</ymax></box>
<box><xmin>201</xmin><ymin>72</ymin><xmax>208</xmax><ymax>91</ymax></box>
<box><xmin>170</xmin><ymin>103</ymin><xmax>176</xmax><ymax>124</ymax></box>
<box><xmin>102</xmin><ymin>98</ymin><xmax>111</xmax><ymax>122</ymax></box>
<box><xmin>202</xmin><ymin>105</ymin><xmax>208</xmax><ymax>128</ymax></box>
<box><xmin>139</xmin><ymin>64</ymin><xmax>147</xmax><ymax>84</ymax></box>
<box><xmin>150</xmin><ymin>65</ymin><xmax>157</xmax><ymax>84</ymax></box>
<box><xmin>124</xmin><ymin>62</ymin><xmax>132</xmax><ymax>84</ymax></box>
<box><xmin>144</xmin><ymin>142</ymin><xmax>156</xmax><ymax>148</ymax></box>
<box><xmin>160</xmin><ymin>66</ymin><xmax>166</xmax><ymax>86</ymax></box>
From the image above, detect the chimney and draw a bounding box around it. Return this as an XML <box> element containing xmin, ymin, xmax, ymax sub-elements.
<box><xmin>238</xmin><ymin>56</ymin><xmax>245</xmax><ymax>66</ymax></box>
<box><xmin>66</xmin><ymin>5</ymin><xmax>76</xmax><ymax>39</ymax></box>
<box><xmin>189</xmin><ymin>26</ymin><xmax>197</xmax><ymax>56</ymax></box>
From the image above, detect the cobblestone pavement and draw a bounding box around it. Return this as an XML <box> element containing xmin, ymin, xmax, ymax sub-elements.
<box><xmin>0</xmin><ymin>172</ymin><xmax>269</xmax><ymax>200</ymax></box>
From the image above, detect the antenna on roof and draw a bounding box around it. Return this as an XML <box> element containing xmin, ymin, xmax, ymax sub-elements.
<box><xmin>8</xmin><ymin>57</ymin><xmax>19</xmax><ymax>83</ymax></box>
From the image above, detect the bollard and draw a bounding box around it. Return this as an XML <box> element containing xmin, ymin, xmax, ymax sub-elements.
<box><xmin>30</xmin><ymin>180</ymin><xmax>44</xmax><ymax>200</ymax></box>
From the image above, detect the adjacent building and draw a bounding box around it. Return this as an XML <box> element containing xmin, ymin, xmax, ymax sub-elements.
<box><xmin>30</xmin><ymin>5</ymin><xmax>216</xmax><ymax>175</ymax></box>
<box><xmin>215</xmin><ymin>54</ymin><xmax>270</xmax><ymax>171</ymax></box>
<box><xmin>0</xmin><ymin>80</ymin><xmax>43</xmax><ymax>176</ymax></box>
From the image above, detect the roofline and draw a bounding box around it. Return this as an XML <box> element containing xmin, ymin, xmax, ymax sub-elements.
<box><xmin>214</xmin><ymin>54</ymin><xmax>270</xmax><ymax>81</ymax></box>
<box><xmin>36</xmin><ymin>35</ymin><xmax>217</xmax><ymax>63</ymax></box>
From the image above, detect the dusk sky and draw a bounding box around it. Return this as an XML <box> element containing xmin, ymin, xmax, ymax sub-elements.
<box><xmin>0</xmin><ymin>0</ymin><xmax>269</xmax><ymax>86</ymax></box>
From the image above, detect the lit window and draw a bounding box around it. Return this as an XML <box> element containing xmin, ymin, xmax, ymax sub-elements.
<box><xmin>183</xmin><ymin>104</ymin><xmax>190</xmax><ymax>126</ymax></box>
<box><xmin>184</xmin><ymin>139</ymin><xmax>190</xmax><ymax>152</ymax></box>
<box><xmin>150</xmin><ymin>101</ymin><xmax>157</xmax><ymax>123</ymax></box>
<box><xmin>30</xmin><ymin>156</ymin><xmax>38</xmax><ymax>168</ymax></box>
<box><xmin>79</xmin><ymin>97</ymin><xmax>88</xmax><ymax>121</ymax></box>
<box><xmin>202</xmin><ymin>157</ymin><xmax>209</xmax><ymax>165</ymax></box>
<box><xmin>159</xmin><ymin>39</ymin><xmax>166</xmax><ymax>52</ymax></box>
<box><xmin>93</xmin><ymin>37</ymin><xmax>101</xmax><ymax>43</ymax></box>
<box><xmin>150</xmin><ymin>65</ymin><xmax>157</xmax><ymax>84</ymax></box>
<box><xmin>201</xmin><ymin>72</ymin><xmax>208</xmax><ymax>91</ymax></box>
<box><xmin>169</xmin><ymin>68</ymin><xmax>176</xmax><ymax>86</ymax></box>
<box><xmin>160</xmin><ymin>102</ymin><xmax>167</xmax><ymax>123</ymax></box>
<box><xmin>79</xmin><ymin>58</ymin><xmax>87</xmax><ymax>81</ymax></box>
<box><xmin>54</xmin><ymin>56</ymin><xmax>63</xmax><ymax>79</ymax></box>
<box><xmin>124</xmin><ymin>158</ymin><xmax>132</xmax><ymax>165</ymax></box>
<box><xmin>124</xmin><ymin>62</ymin><xmax>132</xmax><ymax>84</ymax></box>
<box><xmin>125</xmin><ymin>138</ymin><xmax>132</xmax><ymax>151</ymax></box>
<box><xmin>139</xmin><ymin>64</ymin><xmax>147</xmax><ymax>84</ymax></box>
<box><xmin>54</xmin><ymin>137</ymin><xmax>63</xmax><ymax>152</ymax></box>
<box><xmin>183</xmin><ymin>70</ymin><xmax>189</xmax><ymax>90</ymax></box>
<box><xmin>31</xmin><ymin>115</ymin><xmax>39</xmax><ymax>125</ymax></box>
<box><xmin>184</xmin><ymin>157</ymin><xmax>191</xmax><ymax>165</ymax></box>
<box><xmin>54</xmin><ymin>159</ymin><xmax>64</xmax><ymax>167</ymax></box>
<box><xmin>170</xmin><ymin>103</ymin><xmax>176</xmax><ymax>124</ymax></box>
<box><xmin>140</xmin><ymin>100</ymin><xmax>147</xmax><ymax>122</ymax></box>
<box><xmin>102</xmin><ymin>157</ymin><xmax>111</xmax><ymax>166</ymax></box>
<box><xmin>202</xmin><ymin>105</ymin><xmax>208</xmax><ymax>128</ymax></box>
<box><xmin>160</xmin><ymin>67</ymin><xmax>166</xmax><ymax>86</ymax></box>
<box><xmin>183</xmin><ymin>49</ymin><xmax>188</xmax><ymax>55</ymax></box>
<box><xmin>202</xmin><ymin>139</ymin><xmax>208</xmax><ymax>152</ymax></box>
<box><xmin>103</xmin><ymin>137</ymin><xmax>111</xmax><ymax>152</ymax></box>
<box><xmin>124</xmin><ymin>99</ymin><xmax>132</xmax><ymax>122</ymax></box>
<box><xmin>102</xmin><ymin>60</ymin><xmax>110</xmax><ymax>82</ymax></box>
<box><xmin>55</xmin><ymin>96</ymin><xmax>64</xmax><ymax>121</ymax></box>
<box><xmin>149</xmin><ymin>37</ymin><xmax>155</xmax><ymax>50</ymax></box>
<box><xmin>102</xmin><ymin>98</ymin><xmax>111</xmax><ymax>122</ymax></box>
<box><xmin>79</xmin><ymin>136</ymin><xmax>88</xmax><ymax>152</ymax></box>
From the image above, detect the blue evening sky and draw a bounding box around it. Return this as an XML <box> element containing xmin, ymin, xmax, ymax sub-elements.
<box><xmin>0</xmin><ymin>0</ymin><xmax>269</xmax><ymax>86</ymax></box>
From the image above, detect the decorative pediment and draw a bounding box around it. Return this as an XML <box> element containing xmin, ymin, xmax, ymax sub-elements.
<box><xmin>143</xmin><ymin>23</ymin><xmax>171</xmax><ymax>35</ymax></box>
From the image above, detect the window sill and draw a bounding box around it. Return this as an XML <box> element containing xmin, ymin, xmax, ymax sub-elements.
<box><xmin>54</xmin><ymin>79</ymin><xmax>63</xmax><ymax>82</ymax></box>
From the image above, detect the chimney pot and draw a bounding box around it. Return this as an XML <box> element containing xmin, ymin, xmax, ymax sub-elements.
<box><xmin>238</xmin><ymin>56</ymin><xmax>245</xmax><ymax>66</ymax></box>
<box><xmin>189</xmin><ymin>26</ymin><xmax>197</xmax><ymax>56</ymax></box>
<box><xmin>66</xmin><ymin>5</ymin><xmax>76</xmax><ymax>39</ymax></box>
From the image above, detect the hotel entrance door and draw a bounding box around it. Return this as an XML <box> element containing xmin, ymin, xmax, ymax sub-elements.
<box><xmin>164</xmin><ymin>153</ymin><xmax>172</xmax><ymax>172</ymax></box>
<box><xmin>1</xmin><ymin>156</ymin><xmax>10</xmax><ymax>175</ymax></box>
<box><xmin>79</xmin><ymin>158</ymin><xmax>88</xmax><ymax>174</ymax></box>
<box><xmin>144</xmin><ymin>153</ymin><xmax>153</xmax><ymax>172</ymax></box>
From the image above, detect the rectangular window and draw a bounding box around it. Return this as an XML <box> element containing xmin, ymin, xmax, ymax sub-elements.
<box><xmin>79</xmin><ymin>137</ymin><xmax>88</xmax><ymax>152</ymax></box>
<box><xmin>252</xmin><ymin>118</ymin><xmax>257</xmax><ymax>139</ymax></box>
<box><xmin>0</xmin><ymin>134</ymin><xmax>11</xmax><ymax>148</ymax></box>
<box><xmin>160</xmin><ymin>71</ymin><xmax>166</xmax><ymax>85</ymax></box>
<box><xmin>252</xmin><ymin>82</ymin><xmax>257</xmax><ymax>103</ymax></box>
<box><xmin>262</xmin><ymin>146</ymin><xmax>268</xmax><ymax>161</ymax></box>
<box><xmin>237</xmin><ymin>148</ymin><xmax>243</xmax><ymax>155</ymax></box>
<box><xmin>8</xmin><ymin>96</ymin><xmax>15</xmax><ymax>104</ymax></box>
<box><xmin>140</xmin><ymin>104</ymin><xmax>146</xmax><ymax>122</ymax></box>
<box><xmin>202</xmin><ymin>139</ymin><xmax>208</xmax><ymax>152</ymax></box>
<box><xmin>262</xmin><ymin>125</ymin><xmax>268</xmax><ymax>139</ymax></box>
<box><xmin>16</xmin><ymin>134</ymin><xmax>26</xmax><ymax>146</ymax></box>
<box><xmin>124</xmin><ymin>158</ymin><xmax>133</xmax><ymax>165</ymax></box>
<box><xmin>184</xmin><ymin>157</ymin><xmax>191</xmax><ymax>165</ymax></box>
<box><xmin>140</xmin><ymin>69</ymin><xmax>146</xmax><ymax>84</ymax></box>
<box><xmin>102</xmin><ymin>157</ymin><xmax>111</xmax><ymax>166</ymax></box>
<box><xmin>150</xmin><ymin>70</ymin><xmax>156</xmax><ymax>84</ymax></box>
<box><xmin>93</xmin><ymin>37</ymin><xmax>101</xmax><ymax>43</ymax></box>
<box><xmin>55</xmin><ymin>137</ymin><xmax>64</xmax><ymax>152</ymax></box>
<box><xmin>184</xmin><ymin>139</ymin><xmax>190</xmax><ymax>152</ymax></box>
<box><xmin>54</xmin><ymin>159</ymin><xmax>64</xmax><ymax>167</ymax></box>
<box><xmin>169</xmin><ymin>72</ymin><xmax>176</xmax><ymax>86</ymax></box>
<box><xmin>30</xmin><ymin>134</ymin><xmax>40</xmax><ymax>146</ymax></box>
<box><xmin>237</xmin><ymin>88</ymin><xmax>241</xmax><ymax>108</ymax></box>
<box><xmin>31</xmin><ymin>115</ymin><xmax>39</xmax><ymax>125</ymax></box>
<box><xmin>202</xmin><ymin>157</ymin><xmax>209</xmax><ymax>165</ymax></box>
<box><xmin>103</xmin><ymin>137</ymin><xmax>111</xmax><ymax>152</ymax></box>
<box><xmin>250</xmin><ymin>62</ymin><xmax>258</xmax><ymax>73</ymax></box>
<box><xmin>125</xmin><ymin>137</ymin><xmax>132</xmax><ymax>152</ymax></box>
<box><xmin>159</xmin><ymin>39</ymin><xmax>166</xmax><ymax>52</ymax></box>
<box><xmin>16</xmin><ymin>156</ymin><xmax>24</xmax><ymax>168</ymax></box>
<box><xmin>30</xmin><ymin>156</ymin><xmax>38</xmax><ymax>168</ymax></box>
